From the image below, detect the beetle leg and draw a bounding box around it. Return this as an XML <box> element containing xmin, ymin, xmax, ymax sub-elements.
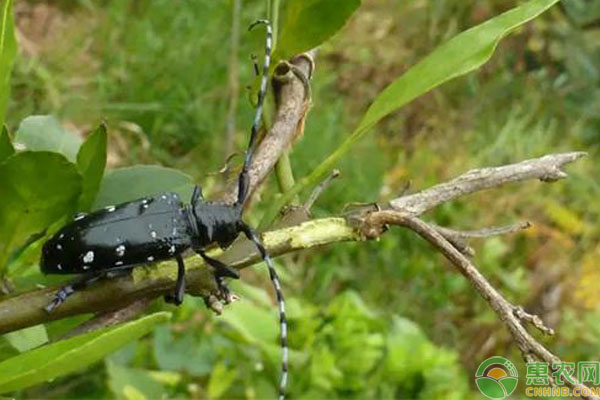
<box><xmin>45</xmin><ymin>272</ymin><xmax>103</xmax><ymax>313</ymax></box>
<box><xmin>199</xmin><ymin>251</ymin><xmax>239</xmax><ymax>279</ymax></box>
<box><xmin>198</xmin><ymin>250</ymin><xmax>239</xmax><ymax>303</ymax></box>
<box><xmin>45</xmin><ymin>266</ymin><xmax>136</xmax><ymax>313</ymax></box>
<box><xmin>191</xmin><ymin>185</ymin><xmax>204</xmax><ymax>206</ymax></box>
<box><xmin>164</xmin><ymin>255</ymin><xmax>186</xmax><ymax>306</ymax></box>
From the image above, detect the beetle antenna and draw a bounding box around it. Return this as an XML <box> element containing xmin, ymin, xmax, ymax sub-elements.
<box><xmin>237</xmin><ymin>19</ymin><xmax>272</xmax><ymax>207</ymax></box>
<box><xmin>240</xmin><ymin>223</ymin><xmax>288</xmax><ymax>400</ymax></box>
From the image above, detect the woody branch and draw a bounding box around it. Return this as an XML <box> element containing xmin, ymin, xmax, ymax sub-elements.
<box><xmin>359</xmin><ymin>152</ymin><xmax>595</xmax><ymax>399</ymax></box>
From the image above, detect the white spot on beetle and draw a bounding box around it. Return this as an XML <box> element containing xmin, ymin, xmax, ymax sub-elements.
<box><xmin>142</xmin><ymin>199</ymin><xmax>149</xmax><ymax>204</ymax></box>
<box><xmin>74</xmin><ymin>213</ymin><xmax>87</xmax><ymax>221</ymax></box>
<box><xmin>150</xmin><ymin>231</ymin><xmax>157</xmax><ymax>239</ymax></box>
<box><xmin>115</xmin><ymin>261</ymin><xmax>124</xmax><ymax>266</ymax></box>
<box><xmin>59</xmin><ymin>233</ymin><xmax>65</xmax><ymax>239</ymax></box>
<box><xmin>106</xmin><ymin>205</ymin><xmax>116</xmax><ymax>212</ymax></box>
<box><xmin>83</xmin><ymin>251</ymin><xmax>94</xmax><ymax>263</ymax></box>
<box><xmin>161</xmin><ymin>195</ymin><xmax>167</xmax><ymax>200</ymax></box>
<box><xmin>169</xmin><ymin>245</ymin><xmax>176</xmax><ymax>255</ymax></box>
<box><xmin>115</xmin><ymin>245</ymin><xmax>126</xmax><ymax>257</ymax></box>
<box><xmin>57</xmin><ymin>264</ymin><xmax>63</xmax><ymax>271</ymax></box>
<box><xmin>147</xmin><ymin>256</ymin><xmax>155</xmax><ymax>262</ymax></box>
<box><xmin>56</xmin><ymin>244</ymin><xmax>62</xmax><ymax>250</ymax></box>
<box><xmin>83</xmin><ymin>265</ymin><xmax>90</xmax><ymax>270</ymax></box>
<box><xmin>143</xmin><ymin>204</ymin><xmax>149</xmax><ymax>209</ymax></box>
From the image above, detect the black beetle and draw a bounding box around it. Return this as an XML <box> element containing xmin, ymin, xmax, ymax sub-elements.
<box><xmin>40</xmin><ymin>20</ymin><xmax>288</xmax><ymax>400</ymax></box>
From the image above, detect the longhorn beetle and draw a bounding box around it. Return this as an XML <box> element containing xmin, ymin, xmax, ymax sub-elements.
<box><xmin>40</xmin><ymin>20</ymin><xmax>288</xmax><ymax>400</ymax></box>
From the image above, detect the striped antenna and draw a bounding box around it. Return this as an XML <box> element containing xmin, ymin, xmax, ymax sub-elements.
<box><xmin>237</xmin><ymin>19</ymin><xmax>272</xmax><ymax>206</ymax></box>
<box><xmin>241</xmin><ymin>224</ymin><xmax>288</xmax><ymax>400</ymax></box>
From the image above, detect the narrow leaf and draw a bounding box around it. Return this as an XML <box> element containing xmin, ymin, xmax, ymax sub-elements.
<box><xmin>3</xmin><ymin>325</ymin><xmax>48</xmax><ymax>353</ymax></box>
<box><xmin>357</xmin><ymin>0</ymin><xmax>560</xmax><ymax>134</ymax></box>
<box><xmin>0</xmin><ymin>0</ymin><xmax>16</xmax><ymax>128</ymax></box>
<box><xmin>76</xmin><ymin>124</ymin><xmax>108</xmax><ymax>210</ymax></box>
<box><xmin>262</xmin><ymin>0</ymin><xmax>560</xmax><ymax>225</ymax></box>
<box><xmin>0</xmin><ymin>312</ymin><xmax>171</xmax><ymax>394</ymax></box>
<box><xmin>15</xmin><ymin>116</ymin><xmax>82</xmax><ymax>162</ymax></box>
<box><xmin>0</xmin><ymin>125</ymin><xmax>13</xmax><ymax>163</ymax></box>
<box><xmin>275</xmin><ymin>0</ymin><xmax>361</xmax><ymax>61</ymax></box>
<box><xmin>93</xmin><ymin>165</ymin><xmax>194</xmax><ymax>209</ymax></box>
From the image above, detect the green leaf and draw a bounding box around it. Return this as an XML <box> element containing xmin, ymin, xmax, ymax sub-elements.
<box><xmin>0</xmin><ymin>0</ymin><xmax>16</xmax><ymax>129</ymax></box>
<box><xmin>0</xmin><ymin>337</ymin><xmax>18</xmax><ymax>362</ymax></box>
<box><xmin>261</xmin><ymin>0</ymin><xmax>560</xmax><ymax>225</ymax></box>
<box><xmin>220</xmin><ymin>301</ymin><xmax>278</xmax><ymax>344</ymax></box>
<box><xmin>207</xmin><ymin>361</ymin><xmax>237</xmax><ymax>399</ymax></box>
<box><xmin>15</xmin><ymin>116</ymin><xmax>82</xmax><ymax>162</ymax></box>
<box><xmin>152</xmin><ymin>326</ymin><xmax>217</xmax><ymax>377</ymax></box>
<box><xmin>275</xmin><ymin>0</ymin><xmax>361</xmax><ymax>61</ymax></box>
<box><xmin>356</xmin><ymin>0</ymin><xmax>559</xmax><ymax>134</ymax></box>
<box><xmin>0</xmin><ymin>152</ymin><xmax>81</xmax><ymax>272</ymax></box>
<box><xmin>93</xmin><ymin>165</ymin><xmax>194</xmax><ymax>209</ymax></box>
<box><xmin>106</xmin><ymin>361</ymin><xmax>166</xmax><ymax>400</ymax></box>
<box><xmin>3</xmin><ymin>325</ymin><xmax>48</xmax><ymax>353</ymax></box>
<box><xmin>0</xmin><ymin>125</ymin><xmax>13</xmax><ymax>163</ymax></box>
<box><xmin>0</xmin><ymin>312</ymin><xmax>171</xmax><ymax>394</ymax></box>
<box><xmin>76</xmin><ymin>124</ymin><xmax>107</xmax><ymax>210</ymax></box>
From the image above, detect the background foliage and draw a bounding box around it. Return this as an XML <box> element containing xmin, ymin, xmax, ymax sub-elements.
<box><xmin>0</xmin><ymin>0</ymin><xmax>598</xmax><ymax>399</ymax></box>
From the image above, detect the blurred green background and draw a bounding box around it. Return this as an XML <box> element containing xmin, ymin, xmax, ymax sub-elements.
<box><xmin>3</xmin><ymin>0</ymin><xmax>600</xmax><ymax>398</ymax></box>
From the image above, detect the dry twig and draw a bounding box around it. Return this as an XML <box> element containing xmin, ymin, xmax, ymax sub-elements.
<box><xmin>361</xmin><ymin>210</ymin><xmax>596</xmax><ymax>399</ymax></box>
<box><xmin>390</xmin><ymin>152</ymin><xmax>586</xmax><ymax>215</ymax></box>
<box><xmin>304</xmin><ymin>169</ymin><xmax>340</xmax><ymax>210</ymax></box>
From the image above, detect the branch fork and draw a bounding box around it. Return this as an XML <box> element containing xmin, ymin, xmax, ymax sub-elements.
<box><xmin>353</xmin><ymin>150</ymin><xmax>593</xmax><ymax>398</ymax></box>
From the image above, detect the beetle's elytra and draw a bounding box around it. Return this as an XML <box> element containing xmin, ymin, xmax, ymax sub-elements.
<box><xmin>42</xmin><ymin>192</ymin><xmax>192</xmax><ymax>275</ymax></box>
<box><xmin>40</xmin><ymin>20</ymin><xmax>289</xmax><ymax>400</ymax></box>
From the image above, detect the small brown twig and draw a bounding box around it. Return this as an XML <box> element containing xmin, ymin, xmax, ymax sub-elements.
<box><xmin>304</xmin><ymin>169</ymin><xmax>340</xmax><ymax>211</ymax></box>
<box><xmin>433</xmin><ymin>221</ymin><xmax>532</xmax><ymax>239</ymax></box>
<box><xmin>430</xmin><ymin>221</ymin><xmax>532</xmax><ymax>257</ymax></box>
<box><xmin>390</xmin><ymin>152</ymin><xmax>587</xmax><ymax>215</ymax></box>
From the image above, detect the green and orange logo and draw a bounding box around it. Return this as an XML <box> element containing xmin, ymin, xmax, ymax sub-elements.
<box><xmin>475</xmin><ymin>356</ymin><xmax>519</xmax><ymax>399</ymax></box>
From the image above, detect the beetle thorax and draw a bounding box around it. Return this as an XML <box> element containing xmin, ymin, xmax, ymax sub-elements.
<box><xmin>190</xmin><ymin>201</ymin><xmax>242</xmax><ymax>249</ymax></box>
